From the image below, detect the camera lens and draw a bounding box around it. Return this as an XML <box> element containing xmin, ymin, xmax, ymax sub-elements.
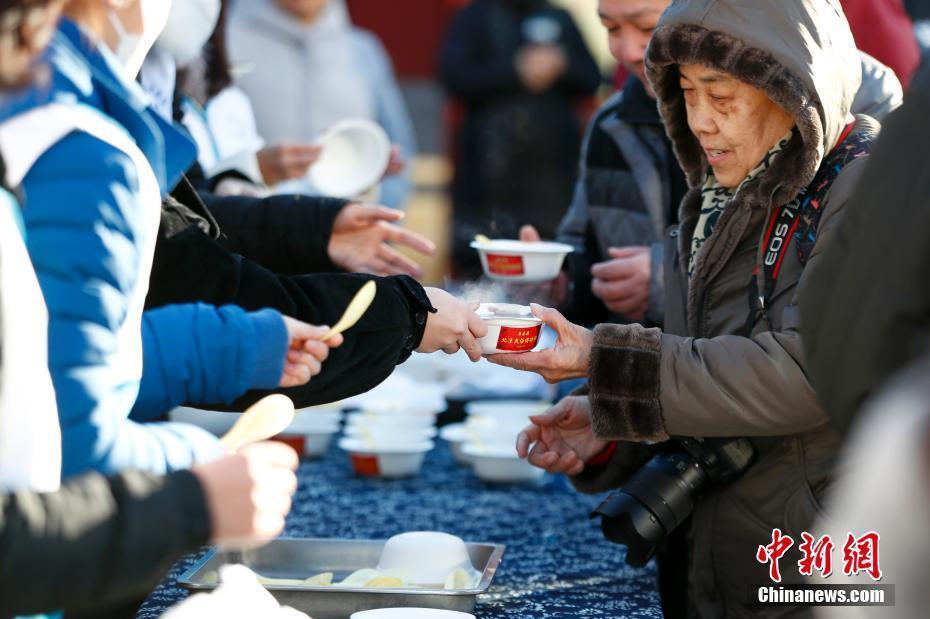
<box><xmin>592</xmin><ymin>452</ymin><xmax>707</xmax><ymax>566</ymax></box>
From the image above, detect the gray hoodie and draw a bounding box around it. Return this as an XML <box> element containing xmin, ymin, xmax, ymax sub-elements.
<box><xmin>226</xmin><ymin>0</ymin><xmax>416</xmax><ymax>208</ymax></box>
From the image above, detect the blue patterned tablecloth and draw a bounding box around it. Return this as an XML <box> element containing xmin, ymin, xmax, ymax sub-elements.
<box><xmin>136</xmin><ymin>441</ymin><xmax>663</xmax><ymax>619</ymax></box>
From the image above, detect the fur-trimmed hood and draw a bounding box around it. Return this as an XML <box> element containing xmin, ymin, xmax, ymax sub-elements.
<box><xmin>645</xmin><ymin>0</ymin><xmax>861</xmax><ymax>199</ymax></box>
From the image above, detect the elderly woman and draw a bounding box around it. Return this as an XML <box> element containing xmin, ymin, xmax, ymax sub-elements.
<box><xmin>492</xmin><ymin>0</ymin><xmax>879</xmax><ymax>615</ymax></box>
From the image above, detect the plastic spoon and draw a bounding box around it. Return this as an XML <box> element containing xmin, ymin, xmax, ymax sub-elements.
<box><xmin>474</xmin><ymin>234</ymin><xmax>491</xmax><ymax>244</ymax></box>
<box><xmin>220</xmin><ymin>394</ymin><xmax>295</xmax><ymax>452</ymax></box>
<box><xmin>321</xmin><ymin>280</ymin><xmax>377</xmax><ymax>341</ymax></box>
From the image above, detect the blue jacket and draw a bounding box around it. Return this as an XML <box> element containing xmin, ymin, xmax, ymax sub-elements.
<box><xmin>0</xmin><ymin>21</ymin><xmax>287</xmax><ymax>477</ymax></box>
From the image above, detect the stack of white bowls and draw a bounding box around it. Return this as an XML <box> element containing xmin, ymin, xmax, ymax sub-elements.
<box><xmin>440</xmin><ymin>400</ymin><xmax>550</xmax><ymax>483</ymax></box>
<box><xmin>339</xmin><ymin>408</ymin><xmax>439</xmax><ymax>478</ymax></box>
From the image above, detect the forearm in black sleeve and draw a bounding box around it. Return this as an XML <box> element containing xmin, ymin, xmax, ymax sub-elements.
<box><xmin>0</xmin><ymin>470</ymin><xmax>210</xmax><ymax>617</ymax></box>
<box><xmin>200</xmin><ymin>191</ymin><xmax>349</xmax><ymax>275</ymax></box>
<box><xmin>146</xmin><ymin>226</ymin><xmax>433</xmax><ymax>408</ymax></box>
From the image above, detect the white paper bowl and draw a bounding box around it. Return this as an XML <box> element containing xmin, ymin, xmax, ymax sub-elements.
<box><xmin>352</xmin><ymin>609</ymin><xmax>475</xmax><ymax>619</ymax></box>
<box><xmin>470</xmin><ymin>239</ymin><xmax>573</xmax><ymax>282</ymax></box>
<box><xmin>376</xmin><ymin>532</ymin><xmax>473</xmax><ymax>586</ymax></box>
<box><xmin>338</xmin><ymin>438</ymin><xmax>433</xmax><ymax>478</ymax></box>
<box><xmin>309</xmin><ymin>118</ymin><xmax>390</xmax><ymax>198</ymax></box>
<box><xmin>462</xmin><ymin>443</ymin><xmax>546</xmax><ymax>483</ymax></box>
<box><xmin>478</xmin><ymin>318</ymin><xmax>544</xmax><ymax>355</ymax></box>
<box><xmin>475</xmin><ymin>304</ymin><xmax>544</xmax><ymax>355</ymax></box>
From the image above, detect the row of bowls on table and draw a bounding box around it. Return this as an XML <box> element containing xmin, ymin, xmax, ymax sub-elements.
<box><xmin>439</xmin><ymin>399</ymin><xmax>550</xmax><ymax>483</ymax></box>
<box><xmin>170</xmin><ymin>398</ymin><xmax>550</xmax><ymax>483</ymax></box>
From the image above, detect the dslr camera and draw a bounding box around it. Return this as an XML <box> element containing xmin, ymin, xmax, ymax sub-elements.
<box><xmin>591</xmin><ymin>437</ymin><xmax>755</xmax><ymax>566</ymax></box>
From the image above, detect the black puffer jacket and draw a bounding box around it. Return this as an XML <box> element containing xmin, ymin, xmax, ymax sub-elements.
<box><xmin>149</xmin><ymin>179</ymin><xmax>433</xmax><ymax>408</ymax></box>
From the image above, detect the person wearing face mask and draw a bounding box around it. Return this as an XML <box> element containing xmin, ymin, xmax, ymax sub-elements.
<box><xmin>145</xmin><ymin>0</ymin><xmax>321</xmax><ymax>193</ymax></box>
<box><xmin>140</xmin><ymin>0</ymin><xmax>435</xmax><ymax>284</ymax></box>
<box><xmin>0</xmin><ymin>0</ymin><xmax>346</xmax><ymax>477</ymax></box>
<box><xmin>0</xmin><ymin>5</ymin><xmax>298</xmax><ymax>619</ymax></box>
<box><xmin>226</xmin><ymin>0</ymin><xmax>415</xmax><ymax>209</ymax></box>
<box><xmin>129</xmin><ymin>0</ymin><xmax>490</xmax><ymax>412</ymax></box>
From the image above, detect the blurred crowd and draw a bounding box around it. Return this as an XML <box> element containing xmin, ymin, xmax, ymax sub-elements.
<box><xmin>0</xmin><ymin>0</ymin><xmax>928</xmax><ymax>618</ymax></box>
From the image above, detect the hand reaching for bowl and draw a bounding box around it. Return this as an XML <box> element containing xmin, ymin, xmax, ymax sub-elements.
<box><xmin>591</xmin><ymin>246</ymin><xmax>652</xmax><ymax>320</ymax></box>
<box><xmin>192</xmin><ymin>441</ymin><xmax>299</xmax><ymax>545</ymax></box>
<box><xmin>487</xmin><ymin>304</ymin><xmax>592</xmax><ymax>383</ymax></box>
<box><xmin>257</xmin><ymin>142</ymin><xmax>322</xmax><ymax>186</ymax></box>
<box><xmin>327</xmin><ymin>203</ymin><xmax>436</xmax><ymax>277</ymax></box>
<box><xmin>516</xmin><ymin>396</ymin><xmax>606</xmax><ymax>476</ymax></box>
<box><xmin>279</xmin><ymin>317</ymin><xmax>344</xmax><ymax>388</ymax></box>
<box><xmin>417</xmin><ymin>288</ymin><xmax>488</xmax><ymax>362</ymax></box>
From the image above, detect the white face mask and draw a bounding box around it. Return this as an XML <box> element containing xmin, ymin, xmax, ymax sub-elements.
<box><xmin>107</xmin><ymin>0</ymin><xmax>173</xmax><ymax>80</ymax></box>
<box><xmin>154</xmin><ymin>0</ymin><xmax>221</xmax><ymax>67</ymax></box>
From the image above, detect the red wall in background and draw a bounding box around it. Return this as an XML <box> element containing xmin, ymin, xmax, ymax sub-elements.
<box><xmin>346</xmin><ymin>0</ymin><xmax>470</xmax><ymax>78</ymax></box>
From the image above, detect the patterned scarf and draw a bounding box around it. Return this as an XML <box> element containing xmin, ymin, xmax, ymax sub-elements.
<box><xmin>689</xmin><ymin>130</ymin><xmax>795</xmax><ymax>278</ymax></box>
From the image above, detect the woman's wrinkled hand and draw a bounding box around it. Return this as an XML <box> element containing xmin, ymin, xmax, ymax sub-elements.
<box><xmin>487</xmin><ymin>304</ymin><xmax>593</xmax><ymax>383</ymax></box>
<box><xmin>516</xmin><ymin>396</ymin><xmax>606</xmax><ymax>476</ymax></box>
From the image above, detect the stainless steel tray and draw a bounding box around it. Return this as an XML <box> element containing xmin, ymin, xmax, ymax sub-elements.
<box><xmin>177</xmin><ymin>537</ymin><xmax>505</xmax><ymax>618</ymax></box>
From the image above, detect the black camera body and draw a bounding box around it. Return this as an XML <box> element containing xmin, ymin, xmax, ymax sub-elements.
<box><xmin>590</xmin><ymin>437</ymin><xmax>756</xmax><ymax>566</ymax></box>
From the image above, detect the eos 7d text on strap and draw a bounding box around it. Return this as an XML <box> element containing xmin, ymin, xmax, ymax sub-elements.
<box><xmin>743</xmin><ymin>120</ymin><xmax>868</xmax><ymax>337</ymax></box>
<box><xmin>742</xmin><ymin>196</ymin><xmax>802</xmax><ymax>337</ymax></box>
<box><xmin>761</xmin><ymin>196</ymin><xmax>803</xmax><ymax>304</ymax></box>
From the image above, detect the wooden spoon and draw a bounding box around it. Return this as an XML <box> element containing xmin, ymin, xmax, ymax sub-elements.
<box><xmin>220</xmin><ymin>394</ymin><xmax>295</xmax><ymax>452</ymax></box>
<box><xmin>321</xmin><ymin>280</ymin><xmax>377</xmax><ymax>341</ymax></box>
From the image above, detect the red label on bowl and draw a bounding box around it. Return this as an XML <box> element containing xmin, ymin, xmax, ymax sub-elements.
<box><xmin>351</xmin><ymin>454</ymin><xmax>380</xmax><ymax>476</ymax></box>
<box><xmin>496</xmin><ymin>324</ymin><xmax>542</xmax><ymax>351</ymax></box>
<box><xmin>486</xmin><ymin>254</ymin><xmax>524</xmax><ymax>276</ymax></box>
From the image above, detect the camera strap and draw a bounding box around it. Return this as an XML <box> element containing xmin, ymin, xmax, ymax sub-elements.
<box><xmin>743</xmin><ymin>121</ymin><xmax>866</xmax><ymax>336</ymax></box>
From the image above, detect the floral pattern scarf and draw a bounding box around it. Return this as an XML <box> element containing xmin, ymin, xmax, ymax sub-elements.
<box><xmin>689</xmin><ymin>130</ymin><xmax>795</xmax><ymax>278</ymax></box>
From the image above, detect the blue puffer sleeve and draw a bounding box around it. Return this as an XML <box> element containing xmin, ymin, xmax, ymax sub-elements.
<box><xmin>22</xmin><ymin>131</ymin><xmax>221</xmax><ymax>477</ymax></box>
<box><xmin>132</xmin><ymin>304</ymin><xmax>287</xmax><ymax>421</ymax></box>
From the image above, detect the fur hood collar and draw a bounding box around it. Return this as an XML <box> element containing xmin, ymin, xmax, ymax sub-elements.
<box><xmin>645</xmin><ymin>0</ymin><xmax>861</xmax><ymax>203</ymax></box>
